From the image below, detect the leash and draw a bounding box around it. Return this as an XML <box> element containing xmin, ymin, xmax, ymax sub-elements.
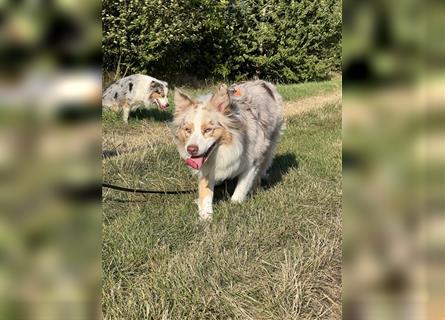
<box><xmin>102</xmin><ymin>182</ymin><xmax>196</xmax><ymax>194</ymax></box>
<box><xmin>103</xmin><ymin>151</ymin><xmax>197</xmax><ymax>195</ymax></box>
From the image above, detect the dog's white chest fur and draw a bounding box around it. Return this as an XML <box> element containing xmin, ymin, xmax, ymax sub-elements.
<box><xmin>204</xmin><ymin>138</ymin><xmax>246</xmax><ymax>182</ymax></box>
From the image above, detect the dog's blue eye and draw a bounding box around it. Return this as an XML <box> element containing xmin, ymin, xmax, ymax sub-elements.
<box><xmin>204</xmin><ymin>128</ymin><xmax>212</xmax><ymax>134</ymax></box>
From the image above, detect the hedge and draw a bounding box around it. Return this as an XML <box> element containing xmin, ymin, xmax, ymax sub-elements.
<box><xmin>102</xmin><ymin>0</ymin><xmax>341</xmax><ymax>84</ymax></box>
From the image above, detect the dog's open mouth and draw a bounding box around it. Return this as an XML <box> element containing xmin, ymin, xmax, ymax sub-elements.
<box><xmin>154</xmin><ymin>99</ymin><xmax>168</xmax><ymax>110</ymax></box>
<box><xmin>185</xmin><ymin>143</ymin><xmax>217</xmax><ymax>170</ymax></box>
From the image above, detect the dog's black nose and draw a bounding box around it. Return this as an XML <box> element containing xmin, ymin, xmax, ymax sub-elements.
<box><xmin>165</xmin><ymin>103</ymin><xmax>169</xmax><ymax>108</ymax></box>
<box><xmin>187</xmin><ymin>145</ymin><xmax>199</xmax><ymax>156</ymax></box>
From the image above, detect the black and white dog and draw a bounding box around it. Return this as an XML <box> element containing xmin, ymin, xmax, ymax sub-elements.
<box><xmin>102</xmin><ymin>74</ymin><xmax>169</xmax><ymax>123</ymax></box>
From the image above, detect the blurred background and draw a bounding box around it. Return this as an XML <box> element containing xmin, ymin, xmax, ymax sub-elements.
<box><xmin>0</xmin><ymin>0</ymin><xmax>101</xmax><ymax>319</ymax></box>
<box><xmin>343</xmin><ymin>0</ymin><xmax>445</xmax><ymax>319</ymax></box>
<box><xmin>1</xmin><ymin>0</ymin><xmax>444</xmax><ymax>319</ymax></box>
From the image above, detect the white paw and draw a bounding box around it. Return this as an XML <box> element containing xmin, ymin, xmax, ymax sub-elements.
<box><xmin>230</xmin><ymin>193</ymin><xmax>246</xmax><ymax>203</ymax></box>
<box><xmin>198</xmin><ymin>210</ymin><xmax>213</xmax><ymax>221</ymax></box>
<box><xmin>198</xmin><ymin>196</ymin><xmax>213</xmax><ymax>221</ymax></box>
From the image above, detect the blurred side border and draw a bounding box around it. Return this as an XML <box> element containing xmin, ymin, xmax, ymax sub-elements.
<box><xmin>343</xmin><ymin>0</ymin><xmax>445</xmax><ymax>319</ymax></box>
<box><xmin>0</xmin><ymin>0</ymin><xmax>102</xmax><ymax>319</ymax></box>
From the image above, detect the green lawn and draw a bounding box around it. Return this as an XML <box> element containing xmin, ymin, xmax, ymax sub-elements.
<box><xmin>276</xmin><ymin>80</ymin><xmax>341</xmax><ymax>101</ymax></box>
<box><xmin>102</xmin><ymin>80</ymin><xmax>342</xmax><ymax>319</ymax></box>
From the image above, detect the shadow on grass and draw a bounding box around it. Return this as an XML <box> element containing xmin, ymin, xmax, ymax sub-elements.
<box><xmin>263</xmin><ymin>152</ymin><xmax>299</xmax><ymax>189</ymax></box>
<box><xmin>213</xmin><ymin>152</ymin><xmax>299</xmax><ymax>202</ymax></box>
<box><xmin>133</xmin><ymin>108</ymin><xmax>172</xmax><ymax>122</ymax></box>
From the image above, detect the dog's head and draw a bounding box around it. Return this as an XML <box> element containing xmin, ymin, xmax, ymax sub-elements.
<box><xmin>172</xmin><ymin>85</ymin><xmax>237</xmax><ymax>170</ymax></box>
<box><xmin>149</xmin><ymin>81</ymin><xmax>169</xmax><ymax>110</ymax></box>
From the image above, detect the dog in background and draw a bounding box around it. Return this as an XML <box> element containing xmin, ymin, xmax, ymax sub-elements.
<box><xmin>172</xmin><ymin>80</ymin><xmax>284</xmax><ymax>220</ymax></box>
<box><xmin>102</xmin><ymin>74</ymin><xmax>169</xmax><ymax>123</ymax></box>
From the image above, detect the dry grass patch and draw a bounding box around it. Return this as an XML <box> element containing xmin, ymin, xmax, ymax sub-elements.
<box><xmin>284</xmin><ymin>91</ymin><xmax>341</xmax><ymax>118</ymax></box>
<box><xmin>103</xmin><ymin>121</ymin><xmax>172</xmax><ymax>158</ymax></box>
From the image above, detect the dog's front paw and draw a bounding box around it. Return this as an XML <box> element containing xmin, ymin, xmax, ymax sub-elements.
<box><xmin>230</xmin><ymin>193</ymin><xmax>246</xmax><ymax>203</ymax></box>
<box><xmin>198</xmin><ymin>209</ymin><xmax>213</xmax><ymax>221</ymax></box>
<box><xmin>198</xmin><ymin>197</ymin><xmax>213</xmax><ymax>221</ymax></box>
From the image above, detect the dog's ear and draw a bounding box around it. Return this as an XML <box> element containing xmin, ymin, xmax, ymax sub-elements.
<box><xmin>174</xmin><ymin>89</ymin><xmax>194</xmax><ymax>112</ymax></box>
<box><xmin>150</xmin><ymin>81</ymin><xmax>163</xmax><ymax>91</ymax></box>
<box><xmin>209</xmin><ymin>84</ymin><xmax>230</xmax><ymax>113</ymax></box>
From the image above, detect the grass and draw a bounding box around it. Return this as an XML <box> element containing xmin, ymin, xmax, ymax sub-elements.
<box><xmin>102</xmin><ymin>80</ymin><xmax>342</xmax><ymax>319</ymax></box>
<box><xmin>276</xmin><ymin>80</ymin><xmax>341</xmax><ymax>101</ymax></box>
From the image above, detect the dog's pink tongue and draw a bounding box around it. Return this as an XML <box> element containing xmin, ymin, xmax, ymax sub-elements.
<box><xmin>185</xmin><ymin>157</ymin><xmax>205</xmax><ymax>169</ymax></box>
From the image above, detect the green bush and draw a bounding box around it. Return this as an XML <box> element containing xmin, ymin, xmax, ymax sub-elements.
<box><xmin>102</xmin><ymin>0</ymin><xmax>341</xmax><ymax>84</ymax></box>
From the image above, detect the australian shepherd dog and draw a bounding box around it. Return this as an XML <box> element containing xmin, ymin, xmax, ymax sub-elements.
<box><xmin>102</xmin><ymin>74</ymin><xmax>169</xmax><ymax>123</ymax></box>
<box><xmin>172</xmin><ymin>80</ymin><xmax>284</xmax><ymax>220</ymax></box>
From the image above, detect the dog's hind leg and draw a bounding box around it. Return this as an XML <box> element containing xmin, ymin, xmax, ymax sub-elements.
<box><xmin>121</xmin><ymin>100</ymin><xmax>130</xmax><ymax>123</ymax></box>
<box><xmin>259</xmin><ymin>125</ymin><xmax>283</xmax><ymax>181</ymax></box>
<box><xmin>231</xmin><ymin>165</ymin><xmax>260</xmax><ymax>203</ymax></box>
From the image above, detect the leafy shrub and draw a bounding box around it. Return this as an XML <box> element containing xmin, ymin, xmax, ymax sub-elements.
<box><xmin>102</xmin><ymin>0</ymin><xmax>341</xmax><ymax>84</ymax></box>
